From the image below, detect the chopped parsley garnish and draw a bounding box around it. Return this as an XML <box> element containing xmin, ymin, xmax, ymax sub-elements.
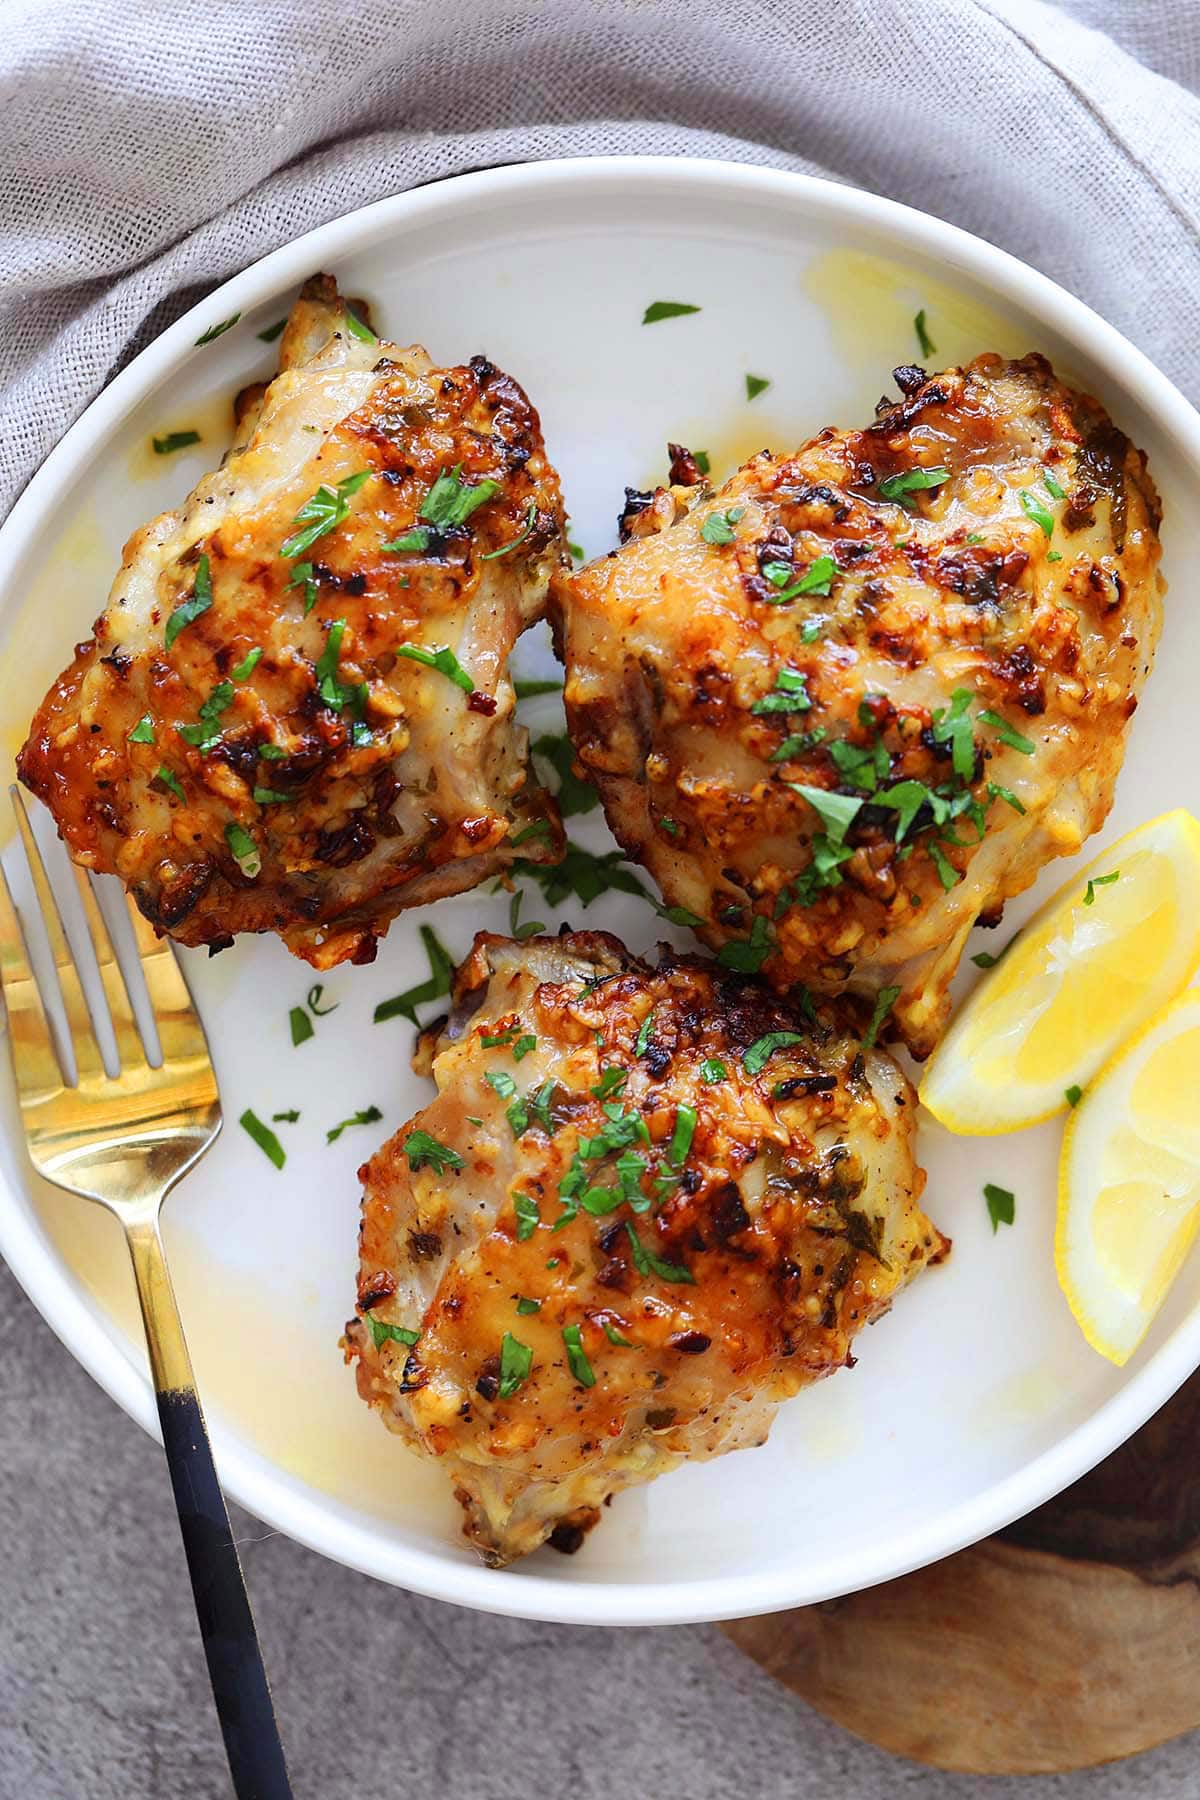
<box><xmin>373</xmin><ymin>924</ymin><xmax>455</xmax><ymax>1023</ymax></box>
<box><xmin>481</xmin><ymin>501</ymin><xmax>537</xmax><ymax>560</ymax></box>
<box><xmin>567</xmin><ymin>537</ymin><xmax>585</xmax><ymax>561</ymax></box>
<box><xmin>745</xmin><ymin>373</ymin><xmax>771</xmax><ymax>401</ymax></box>
<box><xmin>1065</xmin><ymin>1084</ymin><xmax>1083</xmax><ymax>1107</ymax></box>
<box><xmin>717</xmin><ymin>913</ymin><xmax>772</xmax><ymax>973</ymax></box>
<box><xmin>913</xmin><ymin>309</ymin><xmax>936</xmax><ymax>358</ymax></box>
<box><xmin>305</xmin><ymin>984</ymin><xmax>336</xmax><ymax>1016</ymax></box>
<box><xmin>988</xmin><ymin>780</ymin><xmax>1026</xmax><ymax>815</ymax></box>
<box><xmin>127</xmin><ymin>715</ymin><xmax>155</xmax><ymax>744</ymax></box>
<box><xmin>384</xmin><ymin>465</ymin><xmax>500</xmax><ymax>552</ymax></box>
<box><xmin>239</xmin><ymin>1108</ymin><xmax>285</xmax><ymax>1169</ymax></box>
<box><xmin>513</xmin><ymin>678</ymin><xmax>563</xmax><ymax>699</ymax></box>
<box><xmin>874</xmin><ymin>779</ymin><xmax>935</xmax><ymax>843</ymax></box>
<box><xmin>512</xmin><ymin>842</ymin><xmax>650</xmax><ymax>910</ymax></box>
<box><xmin>562</xmin><ymin>1323</ymin><xmax>596</xmax><ymax>1386</ymax></box>
<box><xmin>395</xmin><ymin>641</ymin><xmax>476</xmax><ymax>694</ymax></box>
<box><xmin>224</xmin><ymin>822</ymin><xmax>261</xmax><ymax>878</ymax></box>
<box><xmin>487</xmin><ymin>1070</ymin><xmax>518</xmax><ymax>1100</ymax></box>
<box><xmin>513</xmin><ymin>1192</ymin><xmax>540</xmax><ymax>1240</ymax></box>
<box><xmin>153</xmin><ymin>429</ymin><xmax>201</xmax><ymax>456</ymax></box>
<box><xmin>762</xmin><ymin>555</ymin><xmax>840</xmax><ymax>603</ymax></box>
<box><xmin>751</xmin><ymin>667</ymin><xmax>811</xmax><ymax>715</ymax></box>
<box><xmin>516</xmin><ymin>1296</ymin><xmax>541</xmax><ymax>1315</ymax></box>
<box><xmin>592</xmin><ymin>1067</ymin><xmax>629</xmax><ymax>1101</ymax></box>
<box><xmin>326</xmin><ymin>1105</ymin><xmax>383</xmax><ymax>1144</ymax></box>
<box><xmin>642</xmin><ymin>300</ymin><xmax>701</xmax><ymax>324</ymax></box>
<box><xmin>289</xmin><ymin>1006</ymin><xmax>314</xmax><ymax>1047</ymax></box>
<box><xmin>970</xmin><ymin>928</ymin><xmax>1017</xmax><ymax>972</ymax></box>
<box><xmin>1043</xmin><ymin>471</ymin><xmax>1067</xmax><ymax>500</ymax></box>
<box><xmin>404</xmin><ymin>1130</ymin><xmax>464</xmax><ymax>1175</ymax></box>
<box><xmin>770</xmin><ymin>727</ymin><xmax>827</xmax><ymax>763</ymax></box>
<box><xmin>634</xmin><ymin>1009</ymin><xmax>655</xmax><ymax>1057</ymax></box>
<box><xmin>931</xmin><ymin>688</ymin><xmax>976</xmax><ymax>781</ymax></box>
<box><xmin>165</xmin><ymin>553</ymin><xmax>213</xmax><ymax>650</ymax></box>
<box><xmin>1019</xmin><ymin>489</ymin><xmax>1054</xmax><ymax>538</ymax></box>
<box><xmin>828</xmin><ymin>736</ymin><xmax>891</xmax><ymax>793</ymax></box>
<box><xmin>281</xmin><ymin>470</ymin><xmax>371</xmax><ymax>558</ymax></box>
<box><xmin>602</xmin><ymin>1320</ymin><xmax>634</xmax><ymax>1346</ymax></box>
<box><xmin>343</xmin><ymin>307</ymin><xmax>377</xmax><ymax>343</ymax></box>
<box><xmin>498</xmin><ymin>1332</ymin><xmax>533</xmax><ymax>1398</ymax></box>
<box><xmin>1083</xmin><ymin>869</ymin><xmax>1120</xmax><ymax>905</ymax></box>
<box><xmin>194</xmin><ymin>314</ymin><xmax>240</xmax><ymax>345</ymax></box>
<box><xmin>510</xmin><ymin>818</ymin><xmax>554</xmax><ymax>847</ymax></box>
<box><xmin>700</xmin><ymin>507</ymin><xmax>744</xmax><ymax>545</ymax></box>
<box><xmin>178</xmin><ymin>680</ymin><xmax>235</xmax><ymax>753</ymax></box>
<box><xmin>156</xmin><ymin>765</ymin><xmax>185</xmax><ymax>802</ymax></box>
<box><xmin>788</xmin><ymin>783</ymin><xmax>863</xmax><ymax>844</ymax></box>
<box><xmin>272</xmin><ymin>1109</ymin><xmax>300</xmax><ymax>1123</ymax></box>
<box><xmin>978</xmin><ymin>709</ymin><xmax>1036</xmax><ymax>755</ymax></box>
<box><xmin>878</xmin><ymin>466</ymin><xmax>950</xmax><ymax>508</ymax></box>
<box><xmin>743</xmin><ymin>1031</ymin><xmax>807</xmax><ymax>1077</ymax></box>
<box><xmin>625</xmin><ymin>1221</ymin><xmax>695</xmax><ymax>1285</ymax></box>
<box><xmin>259</xmin><ymin>745</ymin><xmax>286</xmax><ymax>760</ymax></box>
<box><xmin>927</xmin><ymin>841</ymin><xmax>960</xmax><ymax>890</ymax></box>
<box><xmin>257</xmin><ymin>317</ymin><xmax>287</xmax><ymax>343</ymax></box>
<box><xmin>862</xmin><ymin>985</ymin><xmax>901</xmax><ymax>1051</ymax></box>
<box><xmin>658</xmin><ymin>817</ymin><xmax>681</xmax><ymax>836</ymax></box>
<box><xmin>985</xmin><ymin>1182</ymin><xmax>1015</xmax><ymax>1233</ymax></box>
<box><xmin>313</xmin><ymin>618</ymin><xmax>369</xmax><ymax>725</ymax></box>
<box><xmin>513</xmin><ymin>1034</ymin><xmax>537</xmax><ymax>1061</ymax></box>
<box><xmin>666</xmin><ymin>1104</ymin><xmax>697</xmax><ymax>1167</ymax></box>
<box><xmin>965</xmin><ymin>532</ymin><xmax>984</xmax><ymax>546</ymax></box>
<box><xmin>363</xmin><ymin>1313</ymin><xmax>419</xmax><ymax>1349</ymax></box>
<box><xmin>232</xmin><ymin>646</ymin><xmax>263</xmax><ymax>681</ymax></box>
<box><xmin>657</xmin><ymin>904</ymin><xmax>707</xmax><ymax>929</ymax></box>
<box><xmin>286</xmin><ymin>561</ymin><xmax>318</xmax><ymax>613</ymax></box>
<box><xmin>699</xmin><ymin>1057</ymin><xmax>727</xmax><ymax>1083</ymax></box>
<box><xmin>533</xmin><ymin>732</ymin><xmax>599</xmax><ymax>816</ymax></box>
<box><xmin>1046</xmin><ymin>549</ymin><xmax>1063</xmax><ymax>563</ymax></box>
<box><xmin>508</xmin><ymin>889</ymin><xmax>545</xmax><ymax>941</ymax></box>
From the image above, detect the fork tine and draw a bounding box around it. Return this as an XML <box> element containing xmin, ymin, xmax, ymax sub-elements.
<box><xmin>73</xmin><ymin>867</ymin><xmax>151</xmax><ymax>1075</ymax></box>
<box><xmin>11</xmin><ymin>790</ymin><xmax>105</xmax><ymax>1085</ymax></box>
<box><xmin>121</xmin><ymin>890</ymin><xmax>208</xmax><ymax>1064</ymax></box>
<box><xmin>0</xmin><ymin>857</ymin><xmax>67</xmax><ymax>1101</ymax></box>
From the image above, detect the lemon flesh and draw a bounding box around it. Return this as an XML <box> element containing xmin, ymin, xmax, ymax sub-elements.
<box><xmin>919</xmin><ymin>810</ymin><xmax>1200</xmax><ymax>1134</ymax></box>
<box><xmin>1058</xmin><ymin>990</ymin><xmax>1200</xmax><ymax>1365</ymax></box>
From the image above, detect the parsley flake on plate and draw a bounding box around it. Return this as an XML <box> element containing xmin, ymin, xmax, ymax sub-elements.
<box><xmin>642</xmin><ymin>300</ymin><xmax>701</xmax><ymax>324</ymax></box>
<box><xmin>239</xmin><ymin>1108</ymin><xmax>285</xmax><ymax>1169</ymax></box>
<box><xmin>984</xmin><ymin>1182</ymin><xmax>1016</xmax><ymax>1232</ymax></box>
<box><xmin>745</xmin><ymin>373</ymin><xmax>771</xmax><ymax>401</ymax></box>
<box><xmin>152</xmin><ymin>429</ymin><xmax>201</xmax><ymax>456</ymax></box>
<box><xmin>326</xmin><ymin>1105</ymin><xmax>383</xmax><ymax>1144</ymax></box>
<box><xmin>194</xmin><ymin>314</ymin><xmax>240</xmax><ymax>346</ymax></box>
<box><xmin>913</xmin><ymin>309</ymin><xmax>936</xmax><ymax>358</ymax></box>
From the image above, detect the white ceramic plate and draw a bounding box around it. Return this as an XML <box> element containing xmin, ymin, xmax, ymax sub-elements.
<box><xmin>3</xmin><ymin>158</ymin><xmax>1199</xmax><ymax>1629</ymax></box>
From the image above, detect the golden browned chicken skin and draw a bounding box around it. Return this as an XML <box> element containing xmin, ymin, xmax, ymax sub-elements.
<box><xmin>346</xmin><ymin>930</ymin><xmax>945</xmax><ymax>1564</ymax></box>
<box><xmin>19</xmin><ymin>275</ymin><xmax>567</xmax><ymax>967</ymax></box>
<box><xmin>555</xmin><ymin>355</ymin><xmax>1164</xmax><ymax>1053</ymax></box>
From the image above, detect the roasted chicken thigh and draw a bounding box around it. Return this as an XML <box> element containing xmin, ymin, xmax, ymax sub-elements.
<box><xmin>556</xmin><ymin>356</ymin><xmax>1163</xmax><ymax>1052</ymax></box>
<box><xmin>19</xmin><ymin>276</ymin><xmax>566</xmax><ymax>967</ymax></box>
<box><xmin>346</xmin><ymin>930</ymin><xmax>945</xmax><ymax>1563</ymax></box>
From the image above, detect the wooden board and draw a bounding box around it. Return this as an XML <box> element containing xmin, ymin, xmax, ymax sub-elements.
<box><xmin>722</xmin><ymin>1370</ymin><xmax>1200</xmax><ymax>1774</ymax></box>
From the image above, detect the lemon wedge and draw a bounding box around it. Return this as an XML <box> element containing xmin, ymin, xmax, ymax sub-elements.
<box><xmin>919</xmin><ymin>810</ymin><xmax>1200</xmax><ymax>1134</ymax></box>
<box><xmin>1058</xmin><ymin>987</ymin><xmax>1200</xmax><ymax>1364</ymax></box>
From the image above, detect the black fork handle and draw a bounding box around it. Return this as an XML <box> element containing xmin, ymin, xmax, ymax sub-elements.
<box><xmin>128</xmin><ymin>1220</ymin><xmax>293</xmax><ymax>1799</ymax></box>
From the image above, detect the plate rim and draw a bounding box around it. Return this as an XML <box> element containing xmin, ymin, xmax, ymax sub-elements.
<box><xmin>3</xmin><ymin>152</ymin><xmax>1200</xmax><ymax>1627</ymax></box>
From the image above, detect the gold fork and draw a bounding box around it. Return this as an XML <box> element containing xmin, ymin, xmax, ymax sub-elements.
<box><xmin>0</xmin><ymin>790</ymin><xmax>292</xmax><ymax>1799</ymax></box>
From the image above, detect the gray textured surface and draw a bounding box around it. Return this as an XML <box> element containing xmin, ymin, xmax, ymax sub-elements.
<box><xmin>1</xmin><ymin>1260</ymin><xmax>1197</xmax><ymax>1798</ymax></box>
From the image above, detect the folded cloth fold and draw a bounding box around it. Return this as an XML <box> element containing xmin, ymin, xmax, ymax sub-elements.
<box><xmin>1</xmin><ymin>0</ymin><xmax>1198</xmax><ymax>518</ymax></box>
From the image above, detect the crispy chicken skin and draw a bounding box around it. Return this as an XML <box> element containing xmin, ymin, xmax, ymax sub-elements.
<box><xmin>19</xmin><ymin>275</ymin><xmax>567</xmax><ymax>967</ymax></box>
<box><xmin>346</xmin><ymin>930</ymin><xmax>945</xmax><ymax>1564</ymax></box>
<box><xmin>555</xmin><ymin>355</ymin><xmax>1164</xmax><ymax>1053</ymax></box>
